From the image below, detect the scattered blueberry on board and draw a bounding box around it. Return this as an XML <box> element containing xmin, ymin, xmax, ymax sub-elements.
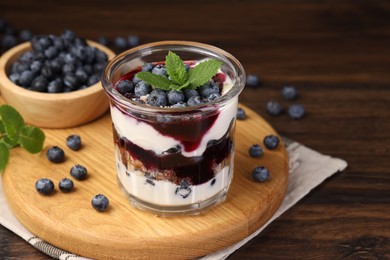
<box><xmin>66</xmin><ymin>134</ymin><xmax>82</xmax><ymax>151</ymax></box>
<box><xmin>282</xmin><ymin>85</ymin><xmax>298</xmax><ymax>100</ymax></box>
<box><xmin>92</xmin><ymin>194</ymin><xmax>110</xmax><ymax>212</ymax></box>
<box><xmin>35</xmin><ymin>178</ymin><xmax>55</xmax><ymax>195</ymax></box>
<box><xmin>266</xmin><ymin>100</ymin><xmax>283</xmax><ymax>116</ymax></box>
<box><xmin>246</xmin><ymin>74</ymin><xmax>260</xmax><ymax>88</ymax></box>
<box><xmin>236</xmin><ymin>107</ymin><xmax>247</xmax><ymax>120</ymax></box>
<box><xmin>263</xmin><ymin>135</ymin><xmax>280</xmax><ymax>150</ymax></box>
<box><xmin>249</xmin><ymin>144</ymin><xmax>263</xmax><ymax>158</ymax></box>
<box><xmin>288</xmin><ymin>104</ymin><xmax>305</xmax><ymax>119</ymax></box>
<box><xmin>59</xmin><ymin>178</ymin><xmax>74</xmax><ymax>193</ymax></box>
<box><xmin>70</xmin><ymin>164</ymin><xmax>88</xmax><ymax>180</ymax></box>
<box><xmin>46</xmin><ymin>146</ymin><xmax>65</xmax><ymax>163</ymax></box>
<box><xmin>114</xmin><ymin>36</ymin><xmax>127</xmax><ymax>51</ymax></box>
<box><xmin>252</xmin><ymin>166</ymin><xmax>270</xmax><ymax>182</ymax></box>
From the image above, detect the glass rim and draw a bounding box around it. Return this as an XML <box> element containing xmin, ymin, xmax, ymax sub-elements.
<box><xmin>101</xmin><ymin>40</ymin><xmax>246</xmax><ymax>113</ymax></box>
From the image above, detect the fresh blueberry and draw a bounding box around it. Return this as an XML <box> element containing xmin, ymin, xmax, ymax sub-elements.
<box><xmin>70</xmin><ymin>46</ymin><xmax>87</xmax><ymax>61</ymax></box>
<box><xmin>63</xmin><ymin>73</ymin><xmax>80</xmax><ymax>90</ymax></box>
<box><xmin>127</xmin><ymin>35</ymin><xmax>140</xmax><ymax>47</ymax></box>
<box><xmin>92</xmin><ymin>194</ymin><xmax>109</xmax><ymax>212</ymax></box>
<box><xmin>41</xmin><ymin>65</ymin><xmax>57</xmax><ymax>80</ymax></box>
<box><xmin>35</xmin><ymin>178</ymin><xmax>55</xmax><ymax>195</ymax></box>
<box><xmin>75</xmin><ymin>68</ymin><xmax>89</xmax><ymax>84</ymax></box>
<box><xmin>266</xmin><ymin>101</ymin><xmax>283</xmax><ymax>116</ymax></box>
<box><xmin>184</xmin><ymin>89</ymin><xmax>199</xmax><ymax>100</ymax></box>
<box><xmin>83</xmin><ymin>64</ymin><xmax>93</xmax><ymax>75</ymax></box>
<box><xmin>132</xmin><ymin>75</ymin><xmax>141</xmax><ymax>85</ymax></box>
<box><xmin>288</xmin><ymin>104</ymin><xmax>305</xmax><ymax>119</ymax></box>
<box><xmin>207</xmin><ymin>93</ymin><xmax>221</xmax><ymax>102</ymax></box>
<box><xmin>44</xmin><ymin>46</ymin><xmax>58</xmax><ymax>59</ymax></box>
<box><xmin>52</xmin><ymin>36</ymin><xmax>65</xmax><ymax>51</ymax></box>
<box><xmin>64</xmin><ymin>52</ymin><xmax>77</xmax><ymax>64</ymax></box>
<box><xmin>141</xmin><ymin>63</ymin><xmax>154</xmax><ymax>72</ymax></box>
<box><xmin>19</xmin><ymin>70</ymin><xmax>35</xmax><ymax>87</ymax></box>
<box><xmin>282</xmin><ymin>86</ymin><xmax>298</xmax><ymax>100</ymax></box>
<box><xmin>171</xmin><ymin>101</ymin><xmax>187</xmax><ymax>108</ymax></box>
<box><xmin>48</xmin><ymin>79</ymin><xmax>63</xmax><ymax>93</ymax></box>
<box><xmin>167</xmin><ymin>90</ymin><xmax>185</xmax><ymax>105</ymax></box>
<box><xmin>97</xmin><ymin>36</ymin><xmax>109</xmax><ymax>46</ymax></box>
<box><xmin>11</xmin><ymin>61</ymin><xmax>29</xmax><ymax>74</ymax></box>
<box><xmin>30</xmin><ymin>75</ymin><xmax>48</xmax><ymax>92</ymax></box>
<box><xmin>46</xmin><ymin>146</ymin><xmax>65</xmax><ymax>163</ymax></box>
<box><xmin>252</xmin><ymin>166</ymin><xmax>270</xmax><ymax>182</ymax></box>
<box><xmin>249</xmin><ymin>144</ymin><xmax>263</xmax><ymax>158</ymax></box>
<box><xmin>70</xmin><ymin>164</ymin><xmax>88</xmax><ymax>180</ymax></box>
<box><xmin>148</xmin><ymin>89</ymin><xmax>168</xmax><ymax>107</ymax></box>
<box><xmin>1</xmin><ymin>35</ymin><xmax>17</xmax><ymax>49</ymax></box>
<box><xmin>37</xmin><ymin>36</ymin><xmax>53</xmax><ymax>50</ymax></box>
<box><xmin>19</xmin><ymin>51</ymin><xmax>35</xmax><ymax>63</ymax></box>
<box><xmin>236</xmin><ymin>107</ymin><xmax>246</xmax><ymax>120</ymax></box>
<box><xmin>114</xmin><ymin>36</ymin><xmax>127</xmax><ymax>50</ymax></box>
<box><xmin>246</xmin><ymin>74</ymin><xmax>260</xmax><ymax>88</ymax></box>
<box><xmin>198</xmin><ymin>82</ymin><xmax>220</xmax><ymax>98</ymax></box>
<box><xmin>62</xmin><ymin>63</ymin><xmax>76</xmax><ymax>74</ymax></box>
<box><xmin>58</xmin><ymin>178</ymin><xmax>74</xmax><ymax>193</ymax></box>
<box><xmin>66</xmin><ymin>134</ymin><xmax>82</xmax><ymax>151</ymax></box>
<box><xmin>151</xmin><ymin>64</ymin><xmax>167</xmax><ymax>76</ymax></box>
<box><xmin>9</xmin><ymin>73</ymin><xmax>20</xmax><ymax>85</ymax></box>
<box><xmin>95</xmin><ymin>49</ymin><xmax>108</xmax><ymax>63</ymax></box>
<box><xmin>61</xmin><ymin>29</ymin><xmax>76</xmax><ymax>43</ymax></box>
<box><xmin>187</xmin><ymin>95</ymin><xmax>203</xmax><ymax>106</ymax></box>
<box><xmin>73</xmin><ymin>37</ymin><xmax>87</xmax><ymax>47</ymax></box>
<box><xmin>134</xmin><ymin>81</ymin><xmax>152</xmax><ymax>97</ymax></box>
<box><xmin>30</xmin><ymin>60</ymin><xmax>43</xmax><ymax>73</ymax></box>
<box><xmin>263</xmin><ymin>135</ymin><xmax>280</xmax><ymax>150</ymax></box>
<box><xmin>93</xmin><ymin>62</ymin><xmax>106</xmax><ymax>74</ymax></box>
<box><xmin>115</xmin><ymin>80</ymin><xmax>134</xmax><ymax>95</ymax></box>
<box><xmin>87</xmin><ymin>74</ymin><xmax>100</xmax><ymax>86</ymax></box>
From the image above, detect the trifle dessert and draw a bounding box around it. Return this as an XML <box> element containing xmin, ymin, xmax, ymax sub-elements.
<box><xmin>102</xmin><ymin>41</ymin><xmax>245</xmax><ymax>216</ymax></box>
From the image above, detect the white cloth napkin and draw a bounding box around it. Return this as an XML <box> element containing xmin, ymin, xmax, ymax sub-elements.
<box><xmin>0</xmin><ymin>139</ymin><xmax>347</xmax><ymax>260</ymax></box>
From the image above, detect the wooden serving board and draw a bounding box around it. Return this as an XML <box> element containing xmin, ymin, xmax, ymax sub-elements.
<box><xmin>2</xmin><ymin>104</ymin><xmax>288</xmax><ymax>260</ymax></box>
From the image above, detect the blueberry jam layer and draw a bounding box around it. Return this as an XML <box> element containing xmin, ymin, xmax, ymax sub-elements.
<box><xmin>114</xmin><ymin>103</ymin><xmax>219</xmax><ymax>152</ymax></box>
<box><xmin>113</xmin><ymin>120</ymin><xmax>234</xmax><ymax>186</ymax></box>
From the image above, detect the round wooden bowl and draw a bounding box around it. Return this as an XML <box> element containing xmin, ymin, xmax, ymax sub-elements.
<box><xmin>0</xmin><ymin>41</ymin><xmax>116</xmax><ymax>129</ymax></box>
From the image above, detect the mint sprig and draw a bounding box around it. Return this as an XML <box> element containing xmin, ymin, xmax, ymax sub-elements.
<box><xmin>135</xmin><ymin>51</ymin><xmax>222</xmax><ymax>91</ymax></box>
<box><xmin>0</xmin><ymin>105</ymin><xmax>45</xmax><ymax>172</ymax></box>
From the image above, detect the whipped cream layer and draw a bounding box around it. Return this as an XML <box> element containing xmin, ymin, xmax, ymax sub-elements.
<box><xmin>116</xmin><ymin>153</ymin><xmax>233</xmax><ymax>206</ymax></box>
<box><xmin>111</xmin><ymin>97</ymin><xmax>237</xmax><ymax>158</ymax></box>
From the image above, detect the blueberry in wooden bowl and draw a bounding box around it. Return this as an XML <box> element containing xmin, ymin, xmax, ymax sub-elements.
<box><xmin>0</xmin><ymin>31</ymin><xmax>115</xmax><ymax>128</ymax></box>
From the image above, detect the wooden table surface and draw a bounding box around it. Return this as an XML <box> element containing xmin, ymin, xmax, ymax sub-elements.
<box><xmin>0</xmin><ymin>1</ymin><xmax>389</xmax><ymax>259</ymax></box>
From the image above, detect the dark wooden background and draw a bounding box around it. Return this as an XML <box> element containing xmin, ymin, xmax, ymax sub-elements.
<box><xmin>1</xmin><ymin>0</ymin><xmax>389</xmax><ymax>259</ymax></box>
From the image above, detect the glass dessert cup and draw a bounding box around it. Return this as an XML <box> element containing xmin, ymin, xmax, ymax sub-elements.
<box><xmin>102</xmin><ymin>41</ymin><xmax>245</xmax><ymax>216</ymax></box>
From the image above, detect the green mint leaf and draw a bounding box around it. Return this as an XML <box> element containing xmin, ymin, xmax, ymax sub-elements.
<box><xmin>165</xmin><ymin>51</ymin><xmax>187</xmax><ymax>85</ymax></box>
<box><xmin>0</xmin><ymin>136</ymin><xmax>19</xmax><ymax>149</ymax></box>
<box><xmin>136</xmin><ymin>72</ymin><xmax>177</xmax><ymax>91</ymax></box>
<box><xmin>173</xmin><ymin>81</ymin><xmax>190</xmax><ymax>91</ymax></box>
<box><xmin>188</xmin><ymin>59</ymin><xmax>223</xmax><ymax>88</ymax></box>
<box><xmin>0</xmin><ymin>120</ymin><xmax>18</xmax><ymax>149</ymax></box>
<box><xmin>0</xmin><ymin>120</ymin><xmax>5</xmax><ymax>134</ymax></box>
<box><xmin>0</xmin><ymin>143</ymin><xmax>9</xmax><ymax>173</ymax></box>
<box><xmin>0</xmin><ymin>105</ymin><xmax>24</xmax><ymax>140</ymax></box>
<box><xmin>18</xmin><ymin>125</ymin><xmax>45</xmax><ymax>154</ymax></box>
